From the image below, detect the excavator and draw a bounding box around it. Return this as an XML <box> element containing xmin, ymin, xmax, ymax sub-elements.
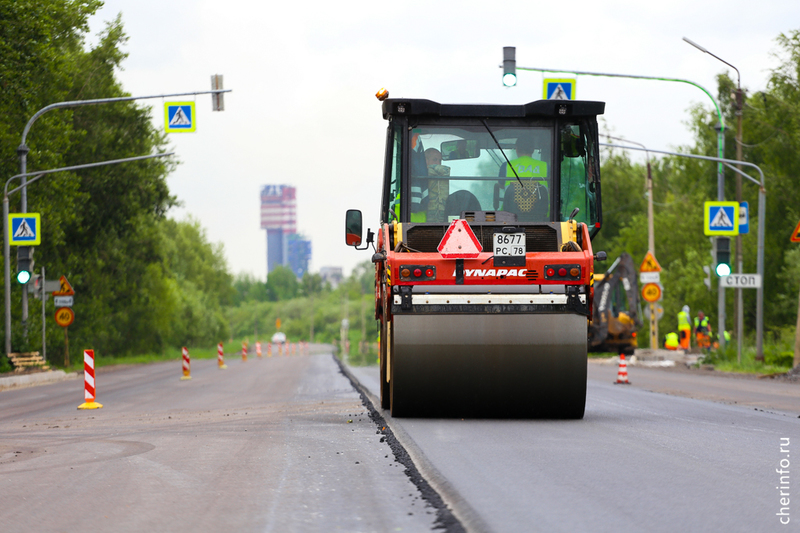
<box><xmin>588</xmin><ymin>253</ymin><xmax>641</xmax><ymax>355</ymax></box>
<box><xmin>346</xmin><ymin>92</ymin><xmax>606</xmax><ymax>418</ymax></box>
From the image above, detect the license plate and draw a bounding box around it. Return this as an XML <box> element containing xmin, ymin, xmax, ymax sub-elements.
<box><xmin>493</xmin><ymin>232</ymin><xmax>526</xmax><ymax>257</ymax></box>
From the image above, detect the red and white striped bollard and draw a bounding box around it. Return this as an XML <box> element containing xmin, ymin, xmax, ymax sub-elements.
<box><xmin>181</xmin><ymin>346</ymin><xmax>192</xmax><ymax>380</ymax></box>
<box><xmin>256</xmin><ymin>341</ymin><xmax>262</xmax><ymax>358</ymax></box>
<box><xmin>78</xmin><ymin>349</ymin><xmax>103</xmax><ymax>409</ymax></box>
<box><xmin>218</xmin><ymin>342</ymin><xmax>227</xmax><ymax>369</ymax></box>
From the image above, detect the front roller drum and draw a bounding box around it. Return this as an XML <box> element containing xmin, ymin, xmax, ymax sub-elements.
<box><xmin>390</xmin><ymin>313</ymin><xmax>587</xmax><ymax>419</ymax></box>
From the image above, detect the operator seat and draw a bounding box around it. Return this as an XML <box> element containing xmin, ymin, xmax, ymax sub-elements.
<box><xmin>444</xmin><ymin>190</ymin><xmax>481</xmax><ymax>219</ymax></box>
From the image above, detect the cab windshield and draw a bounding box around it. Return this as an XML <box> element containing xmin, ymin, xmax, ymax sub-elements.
<box><xmin>404</xmin><ymin>125</ymin><xmax>554</xmax><ymax>224</ymax></box>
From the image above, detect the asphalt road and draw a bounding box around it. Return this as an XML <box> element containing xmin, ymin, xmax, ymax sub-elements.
<box><xmin>3</xmin><ymin>352</ymin><xmax>799</xmax><ymax>533</ymax></box>
<box><xmin>348</xmin><ymin>360</ymin><xmax>800</xmax><ymax>533</ymax></box>
<box><xmin>0</xmin><ymin>351</ymin><xmax>441</xmax><ymax>533</ymax></box>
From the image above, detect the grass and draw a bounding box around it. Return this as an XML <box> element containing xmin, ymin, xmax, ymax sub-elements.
<box><xmin>699</xmin><ymin>341</ymin><xmax>795</xmax><ymax>376</ymax></box>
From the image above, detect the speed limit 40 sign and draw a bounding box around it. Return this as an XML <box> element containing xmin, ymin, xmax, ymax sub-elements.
<box><xmin>641</xmin><ymin>283</ymin><xmax>662</xmax><ymax>303</ymax></box>
<box><xmin>54</xmin><ymin>307</ymin><xmax>75</xmax><ymax>327</ymax></box>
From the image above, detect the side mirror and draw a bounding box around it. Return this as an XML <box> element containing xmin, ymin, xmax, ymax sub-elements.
<box><xmin>345</xmin><ymin>209</ymin><xmax>363</xmax><ymax>247</ymax></box>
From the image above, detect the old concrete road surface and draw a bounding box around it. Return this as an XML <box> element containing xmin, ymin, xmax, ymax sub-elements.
<box><xmin>0</xmin><ymin>350</ymin><xmax>447</xmax><ymax>533</ymax></box>
<box><xmin>348</xmin><ymin>362</ymin><xmax>800</xmax><ymax>533</ymax></box>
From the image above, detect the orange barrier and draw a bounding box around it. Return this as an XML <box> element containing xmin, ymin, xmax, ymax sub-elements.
<box><xmin>78</xmin><ymin>349</ymin><xmax>103</xmax><ymax>409</ymax></box>
<box><xmin>614</xmin><ymin>354</ymin><xmax>631</xmax><ymax>385</ymax></box>
<box><xmin>267</xmin><ymin>342</ymin><xmax>272</xmax><ymax>357</ymax></box>
<box><xmin>256</xmin><ymin>341</ymin><xmax>262</xmax><ymax>358</ymax></box>
<box><xmin>241</xmin><ymin>342</ymin><xmax>248</xmax><ymax>362</ymax></box>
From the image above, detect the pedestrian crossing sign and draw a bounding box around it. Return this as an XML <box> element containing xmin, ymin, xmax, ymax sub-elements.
<box><xmin>543</xmin><ymin>79</ymin><xmax>576</xmax><ymax>100</ymax></box>
<box><xmin>164</xmin><ymin>102</ymin><xmax>196</xmax><ymax>133</ymax></box>
<box><xmin>8</xmin><ymin>213</ymin><xmax>41</xmax><ymax>245</ymax></box>
<box><xmin>704</xmin><ymin>201</ymin><xmax>739</xmax><ymax>236</ymax></box>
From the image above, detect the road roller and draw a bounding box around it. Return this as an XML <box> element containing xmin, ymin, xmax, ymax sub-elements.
<box><xmin>346</xmin><ymin>95</ymin><xmax>606</xmax><ymax>418</ymax></box>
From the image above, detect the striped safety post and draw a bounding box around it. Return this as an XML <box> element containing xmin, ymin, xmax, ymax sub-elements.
<box><xmin>256</xmin><ymin>341</ymin><xmax>262</xmax><ymax>358</ymax></box>
<box><xmin>242</xmin><ymin>342</ymin><xmax>248</xmax><ymax>362</ymax></box>
<box><xmin>267</xmin><ymin>342</ymin><xmax>272</xmax><ymax>357</ymax></box>
<box><xmin>217</xmin><ymin>342</ymin><xmax>227</xmax><ymax>369</ymax></box>
<box><xmin>77</xmin><ymin>349</ymin><xmax>103</xmax><ymax>410</ymax></box>
<box><xmin>291</xmin><ymin>343</ymin><xmax>296</xmax><ymax>356</ymax></box>
<box><xmin>181</xmin><ymin>346</ymin><xmax>192</xmax><ymax>380</ymax></box>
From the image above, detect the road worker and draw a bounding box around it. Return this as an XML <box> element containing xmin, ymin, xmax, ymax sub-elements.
<box><xmin>500</xmin><ymin>137</ymin><xmax>549</xmax><ymax>220</ymax></box>
<box><xmin>694</xmin><ymin>311</ymin><xmax>712</xmax><ymax>350</ymax></box>
<box><xmin>664</xmin><ymin>331</ymin><xmax>680</xmax><ymax>350</ymax></box>
<box><xmin>677</xmin><ymin>305</ymin><xmax>691</xmax><ymax>350</ymax></box>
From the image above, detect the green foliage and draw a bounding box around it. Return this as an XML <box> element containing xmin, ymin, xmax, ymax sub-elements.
<box><xmin>595</xmin><ymin>29</ymin><xmax>800</xmax><ymax>356</ymax></box>
<box><xmin>0</xmin><ymin>8</ymin><xmax>232</xmax><ymax>364</ymax></box>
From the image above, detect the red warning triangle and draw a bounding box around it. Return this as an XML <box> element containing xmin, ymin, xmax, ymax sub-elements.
<box><xmin>792</xmin><ymin>220</ymin><xmax>800</xmax><ymax>243</ymax></box>
<box><xmin>437</xmin><ymin>220</ymin><xmax>482</xmax><ymax>259</ymax></box>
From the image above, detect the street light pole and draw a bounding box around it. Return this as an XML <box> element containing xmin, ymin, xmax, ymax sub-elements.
<box><xmin>683</xmin><ymin>37</ymin><xmax>747</xmax><ymax>360</ymax></box>
<box><xmin>10</xmin><ymin>86</ymin><xmax>230</xmax><ymax>354</ymax></box>
<box><xmin>4</xmin><ymin>153</ymin><xmax>174</xmax><ymax>356</ymax></box>
<box><xmin>508</xmin><ymin>59</ymin><xmax>728</xmax><ymax>348</ymax></box>
<box><xmin>601</xmin><ymin>142</ymin><xmax>765</xmax><ymax>359</ymax></box>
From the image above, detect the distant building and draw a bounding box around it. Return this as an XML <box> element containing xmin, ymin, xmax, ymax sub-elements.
<box><xmin>320</xmin><ymin>266</ymin><xmax>343</xmax><ymax>288</ymax></box>
<box><xmin>287</xmin><ymin>234</ymin><xmax>312</xmax><ymax>278</ymax></box>
<box><xmin>260</xmin><ymin>185</ymin><xmax>298</xmax><ymax>277</ymax></box>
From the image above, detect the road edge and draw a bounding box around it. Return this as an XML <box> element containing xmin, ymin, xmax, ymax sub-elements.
<box><xmin>0</xmin><ymin>370</ymin><xmax>76</xmax><ymax>392</ymax></box>
<box><xmin>336</xmin><ymin>356</ymin><xmax>493</xmax><ymax>533</ymax></box>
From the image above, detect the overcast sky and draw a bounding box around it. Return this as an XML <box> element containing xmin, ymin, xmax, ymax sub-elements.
<box><xmin>86</xmin><ymin>0</ymin><xmax>799</xmax><ymax>279</ymax></box>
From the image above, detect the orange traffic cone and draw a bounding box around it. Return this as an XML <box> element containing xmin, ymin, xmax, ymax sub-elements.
<box><xmin>614</xmin><ymin>354</ymin><xmax>631</xmax><ymax>384</ymax></box>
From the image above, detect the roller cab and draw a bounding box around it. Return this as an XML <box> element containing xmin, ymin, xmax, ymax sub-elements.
<box><xmin>347</xmin><ymin>97</ymin><xmax>605</xmax><ymax>418</ymax></box>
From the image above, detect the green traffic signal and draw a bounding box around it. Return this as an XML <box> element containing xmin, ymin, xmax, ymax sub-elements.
<box><xmin>715</xmin><ymin>237</ymin><xmax>731</xmax><ymax>276</ymax></box>
<box><xmin>16</xmin><ymin>246</ymin><xmax>34</xmax><ymax>284</ymax></box>
<box><xmin>503</xmin><ymin>46</ymin><xmax>516</xmax><ymax>87</ymax></box>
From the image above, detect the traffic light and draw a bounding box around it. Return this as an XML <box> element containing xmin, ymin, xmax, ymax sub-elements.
<box><xmin>714</xmin><ymin>237</ymin><xmax>731</xmax><ymax>276</ymax></box>
<box><xmin>16</xmin><ymin>246</ymin><xmax>34</xmax><ymax>284</ymax></box>
<box><xmin>502</xmin><ymin>46</ymin><xmax>516</xmax><ymax>87</ymax></box>
<box><xmin>703</xmin><ymin>265</ymin><xmax>711</xmax><ymax>289</ymax></box>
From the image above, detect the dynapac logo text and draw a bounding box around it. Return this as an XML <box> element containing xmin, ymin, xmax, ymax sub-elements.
<box><xmin>453</xmin><ymin>269</ymin><xmax>528</xmax><ymax>277</ymax></box>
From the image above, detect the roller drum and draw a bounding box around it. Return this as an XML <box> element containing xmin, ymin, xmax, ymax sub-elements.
<box><xmin>390</xmin><ymin>313</ymin><xmax>587</xmax><ymax>418</ymax></box>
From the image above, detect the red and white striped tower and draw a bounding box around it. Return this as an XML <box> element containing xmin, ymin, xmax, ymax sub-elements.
<box><xmin>267</xmin><ymin>342</ymin><xmax>272</xmax><ymax>357</ymax></box>
<box><xmin>615</xmin><ymin>354</ymin><xmax>631</xmax><ymax>384</ymax></box>
<box><xmin>78</xmin><ymin>349</ymin><xmax>103</xmax><ymax>409</ymax></box>
<box><xmin>217</xmin><ymin>342</ymin><xmax>227</xmax><ymax>369</ymax></box>
<box><xmin>256</xmin><ymin>341</ymin><xmax>262</xmax><ymax>358</ymax></box>
<box><xmin>242</xmin><ymin>342</ymin><xmax>248</xmax><ymax>362</ymax></box>
<box><xmin>181</xmin><ymin>347</ymin><xmax>192</xmax><ymax>380</ymax></box>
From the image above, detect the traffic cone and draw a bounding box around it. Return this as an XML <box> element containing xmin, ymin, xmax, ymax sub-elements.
<box><xmin>614</xmin><ymin>354</ymin><xmax>631</xmax><ymax>384</ymax></box>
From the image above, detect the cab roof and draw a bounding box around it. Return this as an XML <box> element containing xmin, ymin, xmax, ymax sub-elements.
<box><xmin>381</xmin><ymin>98</ymin><xmax>605</xmax><ymax>120</ymax></box>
